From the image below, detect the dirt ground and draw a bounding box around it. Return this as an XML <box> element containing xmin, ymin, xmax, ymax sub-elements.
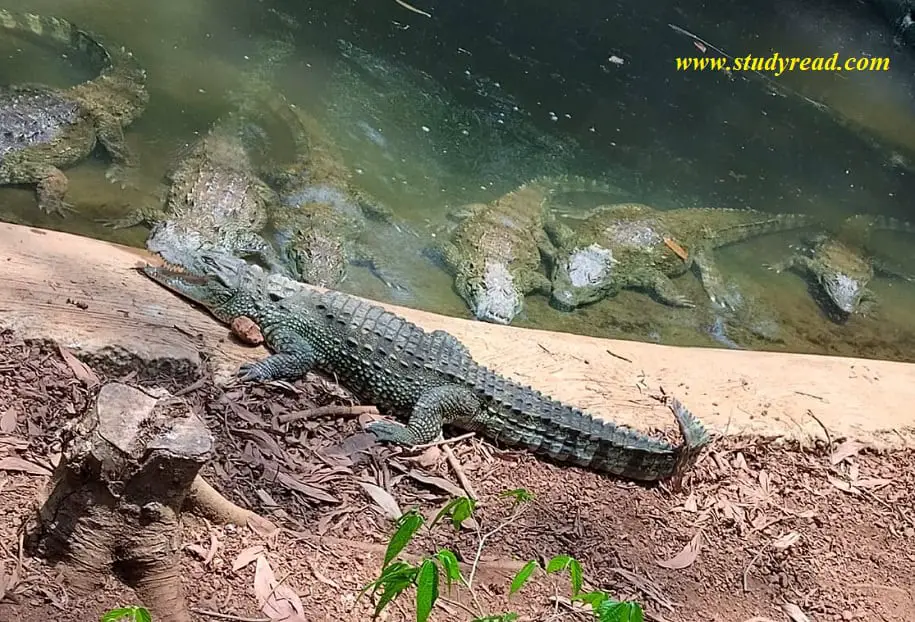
<box><xmin>0</xmin><ymin>329</ymin><xmax>913</xmax><ymax>622</ymax></box>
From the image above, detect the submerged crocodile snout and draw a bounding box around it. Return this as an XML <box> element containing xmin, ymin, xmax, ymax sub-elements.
<box><xmin>823</xmin><ymin>272</ymin><xmax>864</xmax><ymax>314</ymax></box>
<box><xmin>463</xmin><ymin>261</ymin><xmax>524</xmax><ymax>324</ymax></box>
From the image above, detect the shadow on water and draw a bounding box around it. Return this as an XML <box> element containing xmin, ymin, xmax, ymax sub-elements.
<box><xmin>2</xmin><ymin>0</ymin><xmax>915</xmax><ymax>362</ymax></box>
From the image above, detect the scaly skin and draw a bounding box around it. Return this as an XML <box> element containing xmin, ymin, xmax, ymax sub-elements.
<box><xmin>769</xmin><ymin>214</ymin><xmax>915</xmax><ymax>320</ymax></box>
<box><xmin>544</xmin><ymin>203</ymin><xmax>816</xmax><ymax>312</ymax></box>
<box><xmin>103</xmin><ymin>112</ymin><xmax>291</xmax><ymax>276</ymax></box>
<box><xmin>438</xmin><ymin>176</ymin><xmax>624</xmax><ymax>325</ymax></box>
<box><xmin>140</xmin><ymin>255</ymin><xmax>711</xmax><ymax>482</ymax></box>
<box><xmin>0</xmin><ymin>9</ymin><xmax>148</xmax><ymax>216</ymax></box>
<box><xmin>262</xmin><ymin>104</ymin><xmax>399</xmax><ymax>288</ymax></box>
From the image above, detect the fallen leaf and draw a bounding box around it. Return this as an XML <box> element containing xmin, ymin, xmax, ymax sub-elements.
<box><xmin>0</xmin><ymin>409</ymin><xmax>17</xmax><ymax>434</ymax></box>
<box><xmin>359</xmin><ymin>482</ymin><xmax>402</xmax><ymax>520</ymax></box>
<box><xmin>827</xmin><ymin>475</ymin><xmax>857</xmax><ymax>493</ymax></box>
<box><xmin>247</xmin><ymin>514</ymin><xmax>280</xmax><ymax>539</ymax></box>
<box><xmin>407</xmin><ymin>470</ymin><xmax>465</xmax><ymax>498</ymax></box>
<box><xmin>306</xmin><ymin>557</ymin><xmax>340</xmax><ymax>589</ymax></box>
<box><xmin>274</xmin><ymin>472</ymin><xmax>340</xmax><ymax>504</ymax></box>
<box><xmin>771</xmin><ymin>532</ymin><xmax>801</xmax><ymax>550</ymax></box>
<box><xmin>57</xmin><ymin>345</ymin><xmax>100</xmax><ymax>388</ymax></box>
<box><xmin>781</xmin><ymin>602</ymin><xmax>811</xmax><ymax>622</ymax></box>
<box><xmin>852</xmin><ymin>478</ymin><xmax>892</xmax><ymax>490</ymax></box>
<box><xmin>656</xmin><ymin>531</ymin><xmax>703</xmax><ymax>569</ymax></box>
<box><xmin>742</xmin><ymin>618</ymin><xmax>779</xmax><ymax>622</ymax></box>
<box><xmin>829</xmin><ymin>439</ymin><xmax>864</xmax><ymax>465</ymax></box>
<box><xmin>682</xmin><ymin>492</ymin><xmax>698</xmax><ymax>513</ymax></box>
<box><xmin>233</xmin><ymin>545</ymin><xmax>265</xmax><ymax>572</ymax></box>
<box><xmin>254</xmin><ymin>555</ymin><xmax>307</xmax><ymax>622</ymax></box>
<box><xmin>0</xmin><ymin>456</ymin><xmax>52</xmax><ymax>477</ymax></box>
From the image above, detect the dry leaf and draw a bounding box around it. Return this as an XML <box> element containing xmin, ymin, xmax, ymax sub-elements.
<box><xmin>781</xmin><ymin>602</ymin><xmax>811</xmax><ymax>622</ymax></box>
<box><xmin>254</xmin><ymin>556</ymin><xmax>307</xmax><ymax>621</ymax></box>
<box><xmin>827</xmin><ymin>475</ymin><xmax>857</xmax><ymax>493</ymax></box>
<box><xmin>359</xmin><ymin>482</ymin><xmax>402</xmax><ymax>520</ymax></box>
<box><xmin>407</xmin><ymin>470</ymin><xmax>465</xmax><ymax>498</ymax></box>
<box><xmin>57</xmin><ymin>345</ymin><xmax>100</xmax><ymax>388</ymax></box>
<box><xmin>274</xmin><ymin>472</ymin><xmax>340</xmax><ymax>504</ymax></box>
<box><xmin>829</xmin><ymin>439</ymin><xmax>864</xmax><ymax>465</ymax></box>
<box><xmin>682</xmin><ymin>492</ymin><xmax>698</xmax><ymax>513</ymax></box>
<box><xmin>758</xmin><ymin>470</ymin><xmax>772</xmax><ymax>495</ymax></box>
<box><xmin>306</xmin><ymin>557</ymin><xmax>340</xmax><ymax>589</ymax></box>
<box><xmin>656</xmin><ymin>531</ymin><xmax>702</xmax><ymax>569</ymax></box>
<box><xmin>771</xmin><ymin>532</ymin><xmax>801</xmax><ymax>550</ymax></box>
<box><xmin>742</xmin><ymin>618</ymin><xmax>779</xmax><ymax>622</ymax></box>
<box><xmin>852</xmin><ymin>478</ymin><xmax>892</xmax><ymax>490</ymax></box>
<box><xmin>247</xmin><ymin>514</ymin><xmax>280</xmax><ymax>539</ymax></box>
<box><xmin>0</xmin><ymin>456</ymin><xmax>52</xmax><ymax>477</ymax></box>
<box><xmin>0</xmin><ymin>409</ymin><xmax>17</xmax><ymax>434</ymax></box>
<box><xmin>233</xmin><ymin>546</ymin><xmax>265</xmax><ymax>572</ymax></box>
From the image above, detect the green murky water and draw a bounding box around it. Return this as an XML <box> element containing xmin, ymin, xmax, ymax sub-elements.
<box><xmin>2</xmin><ymin>0</ymin><xmax>915</xmax><ymax>362</ymax></box>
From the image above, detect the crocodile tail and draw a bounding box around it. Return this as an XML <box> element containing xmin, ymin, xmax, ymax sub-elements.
<box><xmin>849</xmin><ymin>213</ymin><xmax>915</xmax><ymax>235</ymax></box>
<box><xmin>473</xmin><ymin>367</ymin><xmax>710</xmax><ymax>481</ymax></box>
<box><xmin>526</xmin><ymin>174</ymin><xmax>627</xmax><ymax>201</ymax></box>
<box><xmin>0</xmin><ymin>9</ymin><xmax>124</xmax><ymax>77</ymax></box>
<box><xmin>708</xmin><ymin>211</ymin><xmax>817</xmax><ymax>248</ymax></box>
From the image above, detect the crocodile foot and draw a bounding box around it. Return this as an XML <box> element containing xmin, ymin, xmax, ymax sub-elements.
<box><xmin>105</xmin><ymin>163</ymin><xmax>142</xmax><ymax>190</ymax></box>
<box><xmin>364</xmin><ymin>420</ymin><xmax>422</xmax><ymax>446</ymax></box>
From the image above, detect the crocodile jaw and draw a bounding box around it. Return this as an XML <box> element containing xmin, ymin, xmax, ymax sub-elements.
<box><xmin>460</xmin><ymin>261</ymin><xmax>524</xmax><ymax>325</ymax></box>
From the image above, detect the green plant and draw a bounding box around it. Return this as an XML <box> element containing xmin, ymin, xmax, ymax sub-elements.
<box><xmin>101</xmin><ymin>605</ymin><xmax>152</xmax><ymax>622</ymax></box>
<box><xmin>358</xmin><ymin>488</ymin><xmax>645</xmax><ymax>622</ymax></box>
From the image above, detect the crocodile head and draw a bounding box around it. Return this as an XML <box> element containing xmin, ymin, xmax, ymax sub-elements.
<box><xmin>454</xmin><ymin>260</ymin><xmax>524</xmax><ymax>325</ymax></box>
<box><xmin>284</xmin><ymin>230</ymin><xmax>347</xmax><ymax>288</ymax></box>
<box><xmin>817</xmin><ymin>270</ymin><xmax>869</xmax><ymax>316</ymax></box>
<box><xmin>140</xmin><ymin>257</ymin><xmax>255</xmax><ymax>324</ymax></box>
<box><xmin>548</xmin><ymin>244</ymin><xmax>619</xmax><ymax>311</ymax></box>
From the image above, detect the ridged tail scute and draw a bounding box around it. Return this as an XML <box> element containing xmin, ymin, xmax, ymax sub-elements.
<box><xmin>474</xmin><ymin>367</ymin><xmax>711</xmax><ymax>481</ymax></box>
<box><xmin>710</xmin><ymin>211</ymin><xmax>816</xmax><ymax>248</ymax></box>
<box><xmin>526</xmin><ymin>174</ymin><xmax>626</xmax><ymax>201</ymax></box>
<box><xmin>0</xmin><ymin>9</ymin><xmax>114</xmax><ymax>74</ymax></box>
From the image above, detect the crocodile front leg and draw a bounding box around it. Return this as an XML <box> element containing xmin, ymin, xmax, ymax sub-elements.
<box><xmin>236</xmin><ymin>329</ymin><xmax>316</xmax><ymax>381</ymax></box>
<box><xmin>691</xmin><ymin>248</ymin><xmax>741</xmax><ymax>311</ymax></box>
<box><xmin>625</xmin><ymin>268</ymin><xmax>695</xmax><ymax>308</ymax></box>
<box><xmin>366</xmin><ymin>385</ymin><xmax>481</xmax><ymax>446</ymax></box>
<box><xmin>4</xmin><ymin>162</ymin><xmax>74</xmax><ymax>216</ymax></box>
<box><xmin>94</xmin><ymin>112</ymin><xmax>141</xmax><ymax>189</ymax></box>
<box><xmin>101</xmin><ymin>202</ymin><xmax>168</xmax><ymax>230</ymax></box>
<box><xmin>231</xmin><ymin>231</ymin><xmax>295</xmax><ymax>279</ymax></box>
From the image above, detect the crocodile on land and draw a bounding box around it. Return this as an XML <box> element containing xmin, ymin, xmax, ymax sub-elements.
<box><xmin>544</xmin><ymin>203</ymin><xmax>816</xmax><ymax>312</ymax></box>
<box><xmin>260</xmin><ymin>104</ymin><xmax>402</xmax><ymax>288</ymax></box>
<box><xmin>768</xmin><ymin>214</ymin><xmax>915</xmax><ymax>320</ymax></box>
<box><xmin>0</xmin><ymin>9</ymin><xmax>148</xmax><ymax>215</ymax></box>
<box><xmin>140</xmin><ymin>254</ymin><xmax>711</xmax><ymax>482</ymax></box>
<box><xmin>435</xmin><ymin>176</ymin><xmax>624</xmax><ymax>325</ymax></box>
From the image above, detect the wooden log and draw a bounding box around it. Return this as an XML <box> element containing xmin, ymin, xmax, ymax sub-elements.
<box><xmin>23</xmin><ymin>382</ymin><xmax>213</xmax><ymax>622</ymax></box>
<box><xmin>1</xmin><ymin>222</ymin><xmax>914</xmax><ymax>447</ymax></box>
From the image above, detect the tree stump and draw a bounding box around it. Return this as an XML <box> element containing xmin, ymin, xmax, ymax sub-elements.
<box><xmin>23</xmin><ymin>382</ymin><xmax>214</xmax><ymax>622</ymax></box>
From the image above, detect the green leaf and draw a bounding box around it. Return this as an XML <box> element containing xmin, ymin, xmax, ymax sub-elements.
<box><xmin>434</xmin><ymin>550</ymin><xmax>463</xmax><ymax>587</ymax></box>
<box><xmin>430</xmin><ymin>498</ymin><xmax>464</xmax><ymax>529</ymax></box>
<box><xmin>500</xmin><ymin>488</ymin><xmax>534</xmax><ymax>503</ymax></box>
<box><xmin>471</xmin><ymin>614</ymin><xmax>520</xmax><ymax>622</ymax></box>
<box><xmin>545</xmin><ymin>554</ymin><xmax>573</xmax><ymax>574</ymax></box>
<box><xmin>450</xmin><ymin>497</ymin><xmax>476</xmax><ymax>530</ymax></box>
<box><xmin>596</xmin><ymin>600</ymin><xmax>645</xmax><ymax>622</ymax></box>
<box><xmin>568</xmin><ymin>558</ymin><xmax>584</xmax><ymax>595</ymax></box>
<box><xmin>371</xmin><ymin>567</ymin><xmax>418</xmax><ymax>619</ymax></box>
<box><xmin>415</xmin><ymin>559</ymin><xmax>440</xmax><ymax>622</ymax></box>
<box><xmin>357</xmin><ymin>561</ymin><xmax>416</xmax><ymax>603</ymax></box>
<box><xmin>101</xmin><ymin>607</ymin><xmax>151</xmax><ymax>622</ymax></box>
<box><xmin>383</xmin><ymin>511</ymin><xmax>424</xmax><ymax>569</ymax></box>
<box><xmin>573</xmin><ymin>590</ymin><xmax>608</xmax><ymax>609</ymax></box>
<box><xmin>508</xmin><ymin>559</ymin><xmax>539</xmax><ymax>596</ymax></box>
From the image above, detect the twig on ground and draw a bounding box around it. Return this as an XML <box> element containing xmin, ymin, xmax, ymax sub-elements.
<box><xmin>278</xmin><ymin>404</ymin><xmax>378</xmax><ymax>424</ymax></box>
<box><xmin>412</xmin><ymin>432</ymin><xmax>475</xmax><ymax>450</ymax></box>
<box><xmin>190</xmin><ymin>608</ymin><xmax>270</xmax><ymax>622</ymax></box>
<box><xmin>805</xmin><ymin>409</ymin><xmax>832</xmax><ymax>452</ymax></box>
<box><xmin>742</xmin><ymin>544</ymin><xmax>769</xmax><ymax>592</ymax></box>
<box><xmin>443</xmin><ymin>444</ymin><xmax>478</xmax><ymax>501</ymax></box>
<box><xmin>394</xmin><ymin>0</ymin><xmax>432</xmax><ymax>18</ymax></box>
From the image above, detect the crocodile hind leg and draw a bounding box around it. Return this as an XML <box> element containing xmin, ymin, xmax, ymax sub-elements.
<box><xmin>625</xmin><ymin>268</ymin><xmax>695</xmax><ymax>308</ymax></box>
<box><xmin>5</xmin><ymin>162</ymin><xmax>74</xmax><ymax>216</ymax></box>
<box><xmin>236</xmin><ymin>331</ymin><xmax>316</xmax><ymax>382</ymax></box>
<box><xmin>366</xmin><ymin>385</ymin><xmax>482</xmax><ymax>445</ymax></box>
<box><xmin>691</xmin><ymin>248</ymin><xmax>742</xmax><ymax>311</ymax></box>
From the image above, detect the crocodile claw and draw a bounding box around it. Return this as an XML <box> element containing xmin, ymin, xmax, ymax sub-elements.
<box><xmin>364</xmin><ymin>420</ymin><xmax>417</xmax><ymax>446</ymax></box>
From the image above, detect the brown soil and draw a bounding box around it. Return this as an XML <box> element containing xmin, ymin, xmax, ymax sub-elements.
<box><xmin>0</xmin><ymin>330</ymin><xmax>913</xmax><ymax>622</ymax></box>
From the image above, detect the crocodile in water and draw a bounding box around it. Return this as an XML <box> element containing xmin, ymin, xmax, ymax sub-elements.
<box><xmin>261</xmin><ymin>104</ymin><xmax>402</xmax><ymax>288</ymax></box>
<box><xmin>0</xmin><ymin>9</ymin><xmax>148</xmax><ymax>215</ymax></box>
<box><xmin>544</xmin><ymin>203</ymin><xmax>815</xmax><ymax>312</ymax></box>
<box><xmin>140</xmin><ymin>255</ymin><xmax>711</xmax><ymax>482</ymax></box>
<box><xmin>768</xmin><ymin>214</ymin><xmax>915</xmax><ymax>320</ymax></box>
<box><xmin>435</xmin><ymin>176</ymin><xmax>624</xmax><ymax>325</ymax></box>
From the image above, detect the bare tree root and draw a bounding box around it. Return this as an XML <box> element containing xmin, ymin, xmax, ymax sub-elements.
<box><xmin>22</xmin><ymin>382</ymin><xmax>215</xmax><ymax>622</ymax></box>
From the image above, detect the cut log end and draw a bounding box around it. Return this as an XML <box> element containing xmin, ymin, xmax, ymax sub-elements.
<box><xmin>24</xmin><ymin>382</ymin><xmax>215</xmax><ymax>622</ymax></box>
